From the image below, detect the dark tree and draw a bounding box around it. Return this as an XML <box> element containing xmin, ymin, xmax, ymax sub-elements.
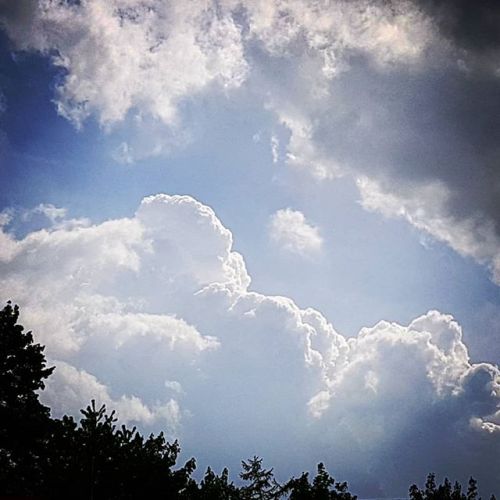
<box><xmin>284</xmin><ymin>463</ymin><xmax>357</xmax><ymax>500</ymax></box>
<box><xmin>410</xmin><ymin>483</ymin><xmax>425</xmax><ymax>500</ymax></box>
<box><xmin>426</xmin><ymin>473</ymin><xmax>438</xmax><ymax>500</ymax></box>
<box><xmin>240</xmin><ymin>456</ymin><xmax>282</xmax><ymax>499</ymax></box>
<box><xmin>0</xmin><ymin>302</ymin><xmax>197</xmax><ymax>498</ymax></box>
<box><xmin>184</xmin><ymin>466</ymin><xmax>243</xmax><ymax>499</ymax></box>
<box><xmin>285</xmin><ymin>472</ymin><xmax>314</xmax><ymax>500</ymax></box>
<box><xmin>42</xmin><ymin>400</ymin><xmax>197</xmax><ymax>499</ymax></box>
<box><xmin>0</xmin><ymin>301</ymin><xmax>54</xmax><ymax>494</ymax></box>
<box><xmin>467</xmin><ymin>477</ymin><xmax>479</xmax><ymax>500</ymax></box>
<box><xmin>408</xmin><ymin>474</ymin><xmax>496</xmax><ymax>500</ymax></box>
<box><xmin>439</xmin><ymin>479</ymin><xmax>453</xmax><ymax>500</ymax></box>
<box><xmin>452</xmin><ymin>481</ymin><xmax>464</xmax><ymax>500</ymax></box>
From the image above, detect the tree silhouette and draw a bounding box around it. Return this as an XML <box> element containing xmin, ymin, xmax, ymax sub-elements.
<box><xmin>184</xmin><ymin>466</ymin><xmax>243</xmax><ymax>499</ymax></box>
<box><xmin>467</xmin><ymin>477</ymin><xmax>479</xmax><ymax>500</ymax></box>
<box><xmin>408</xmin><ymin>474</ymin><xmax>494</xmax><ymax>500</ymax></box>
<box><xmin>451</xmin><ymin>481</ymin><xmax>464</xmax><ymax>500</ymax></box>
<box><xmin>0</xmin><ymin>301</ymin><xmax>54</xmax><ymax>494</ymax></box>
<box><xmin>284</xmin><ymin>463</ymin><xmax>357</xmax><ymax>500</ymax></box>
<box><xmin>0</xmin><ymin>302</ymin><xmax>198</xmax><ymax>498</ymax></box>
<box><xmin>42</xmin><ymin>400</ymin><xmax>197</xmax><ymax>499</ymax></box>
<box><xmin>240</xmin><ymin>456</ymin><xmax>282</xmax><ymax>499</ymax></box>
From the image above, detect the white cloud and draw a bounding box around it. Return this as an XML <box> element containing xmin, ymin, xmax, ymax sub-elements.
<box><xmin>1</xmin><ymin>0</ymin><xmax>248</xmax><ymax>128</ymax></box>
<box><xmin>0</xmin><ymin>208</ymin><xmax>12</xmax><ymax>227</ymax></box>
<box><xmin>1</xmin><ymin>194</ymin><xmax>498</xmax><ymax>494</ymax></box>
<box><xmin>269</xmin><ymin>208</ymin><xmax>323</xmax><ymax>256</ymax></box>
<box><xmin>165</xmin><ymin>380</ymin><xmax>183</xmax><ymax>394</ymax></box>
<box><xmin>243</xmin><ymin>0</ymin><xmax>434</xmax><ymax>72</ymax></box>
<box><xmin>279</xmin><ymin>110</ymin><xmax>342</xmax><ymax>180</ymax></box>
<box><xmin>5</xmin><ymin>0</ymin><xmax>496</xmax><ymax>278</ymax></box>
<box><xmin>23</xmin><ymin>203</ymin><xmax>67</xmax><ymax>223</ymax></box>
<box><xmin>309</xmin><ymin>311</ymin><xmax>500</xmax><ymax>491</ymax></box>
<box><xmin>3</xmin><ymin>0</ymin><xmax>498</xmax><ymax>283</ymax></box>
<box><xmin>0</xmin><ymin>0</ymin><xmax>434</xmax><ymax>131</ymax></box>
<box><xmin>270</xmin><ymin>134</ymin><xmax>279</xmax><ymax>163</ymax></box>
<box><xmin>44</xmin><ymin>361</ymin><xmax>182</xmax><ymax>433</ymax></box>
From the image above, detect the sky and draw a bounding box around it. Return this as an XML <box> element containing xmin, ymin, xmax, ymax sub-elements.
<box><xmin>0</xmin><ymin>0</ymin><xmax>499</xmax><ymax>496</ymax></box>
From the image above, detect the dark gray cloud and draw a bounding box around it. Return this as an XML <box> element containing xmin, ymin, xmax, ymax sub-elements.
<box><xmin>244</xmin><ymin>0</ymin><xmax>500</xmax><ymax>282</ymax></box>
<box><xmin>413</xmin><ymin>0</ymin><xmax>500</xmax><ymax>53</ymax></box>
<box><xmin>312</xmin><ymin>57</ymin><xmax>500</xmax><ymax>224</ymax></box>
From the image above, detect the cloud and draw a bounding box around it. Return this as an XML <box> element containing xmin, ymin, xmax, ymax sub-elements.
<box><xmin>310</xmin><ymin>310</ymin><xmax>500</xmax><ymax>490</ymax></box>
<box><xmin>270</xmin><ymin>134</ymin><xmax>279</xmax><ymax>163</ymax></box>
<box><xmin>44</xmin><ymin>361</ymin><xmax>182</xmax><ymax>434</ymax></box>
<box><xmin>0</xmin><ymin>0</ymin><xmax>248</xmax><ymax>128</ymax></box>
<box><xmin>357</xmin><ymin>177</ymin><xmax>500</xmax><ymax>284</ymax></box>
<box><xmin>411</xmin><ymin>0</ymin><xmax>500</xmax><ymax>67</ymax></box>
<box><xmin>4</xmin><ymin>0</ymin><xmax>500</xmax><ymax>281</ymax></box>
<box><xmin>269</xmin><ymin>208</ymin><xmax>323</xmax><ymax>256</ymax></box>
<box><xmin>243</xmin><ymin>0</ymin><xmax>500</xmax><ymax>285</ymax></box>
<box><xmin>112</xmin><ymin>142</ymin><xmax>134</xmax><ymax>165</ymax></box>
<box><xmin>21</xmin><ymin>203</ymin><xmax>67</xmax><ymax>224</ymax></box>
<box><xmin>0</xmin><ymin>194</ymin><xmax>498</xmax><ymax>495</ymax></box>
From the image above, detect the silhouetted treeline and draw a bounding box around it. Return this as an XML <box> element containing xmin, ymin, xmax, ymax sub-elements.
<box><xmin>0</xmin><ymin>302</ymin><xmax>495</xmax><ymax>499</ymax></box>
<box><xmin>409</xmin><ymin>474</ymin><xmax>496</xmax><ymax>500</ymax></box>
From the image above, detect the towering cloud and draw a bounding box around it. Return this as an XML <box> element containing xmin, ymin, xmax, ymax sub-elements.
<box><xmin>0</xmin><ymin>194</ymin><xmax>498</xmax><ymax>495</ymax></box>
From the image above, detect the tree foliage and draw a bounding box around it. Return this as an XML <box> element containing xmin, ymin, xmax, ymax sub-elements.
<box><xmin>284</xmin><ymin>463</ymin><xmax>357</xmax><ymax>500</ymax></box>
<box><xmin>0</xmin><ymin>301</ymin><xmax>54</xmax><ymax>493</ymax></box>
<box><xmin>239</xmin><ymin>456</ymin><xmax>282</xmax><ymax>499</ymax></box>
<box><xmin>184</xmin><ymin>466</ymin><xmax>242</xmax><ymax>499</ymax></box>
<box><xmin>42</xmin><ymin>400</ymin><xmax>196</xmax><ymax>499</ymax></box>
<box><xmin>409</xmin><ymin>473</ymin><xmax>485</xmax><ymax>500</ymax></box>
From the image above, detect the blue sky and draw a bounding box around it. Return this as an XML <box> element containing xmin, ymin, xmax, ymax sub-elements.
<box><xmin>0</xmin><ymin>1</ymin><xmax>499</xmax><ymax>496</ymax></box>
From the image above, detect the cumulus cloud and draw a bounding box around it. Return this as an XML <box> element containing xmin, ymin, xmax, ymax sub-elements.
<box><xmin>3</xmin><ymin>0</ymin><xmax>498</xmax><ymax>284</ymax></box>
<box><xmin>269</xmin><ymin>208</ymin><xmax>323</xmax><ymax>256</ymax></box>
<box><xmin>0</xmin><ymin>194</ymin><xmax>498</xmax><ymax>495</ymax></box>
<box><xmin>311</xmin><ymin>311</ymin><xmax>500</xmax><ymax>491</ymax></box>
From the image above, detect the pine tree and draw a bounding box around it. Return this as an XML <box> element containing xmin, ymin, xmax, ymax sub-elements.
<box><xmin>240</xmin><ymin>456</ymin><xmax>282</xmax><ymax>499</ymax></box>
<box><xmin>467</xmin><ymin>477</ymin><xmax>478</xmax><ymax>500</ymax></box>
<box><xmin>0</xmin><ymin>301</ymin><xmax>54</xmax><ymax>494</ymax></box>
